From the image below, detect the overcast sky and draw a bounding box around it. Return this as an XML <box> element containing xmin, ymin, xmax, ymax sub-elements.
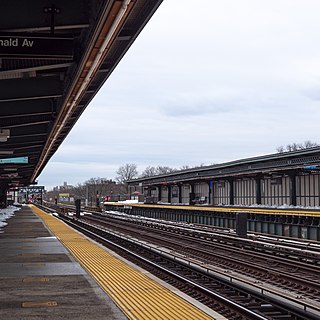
<box><xmin>38</xmin><ymin>0</ymin><xmax>320</xmax><ymax>189</ymax></box>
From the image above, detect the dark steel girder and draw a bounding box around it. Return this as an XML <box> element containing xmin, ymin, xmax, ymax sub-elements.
<box><xmin>1</xmin><ymin>140</ymin><xmax>45</xmax><ymax>148</ymax></box>
<box><xmin>0</xmin><ymin>99</ymin><xmax>56</xmax><ymax>117</ymax></box>
<box><xmin>0</xmin><ymin>114</ymin><xmax>53</xmax><ymax>128</ymax></box>
<box><xmin>9</xmin><ymin>124</ymin><xmax>49</xmax><ymax>137</ymax></box>
<box><xmin>1</xmin><ymin>0</ymin><xmax>90</xmax><ymax>32</ymax></box>
<box><xmin>2</xmin><ymin>120</ymin><xmax>52</xmax><ymax>129</ymax></box>
<box><xmin>0</xmin><ymin>62</ymin><xmax>72</xmax><ymax>76</ymax></box>
<box><xmin>0</xmin><ymin>76</ymin><xmax>63</xmax><ymax>102</ymax></box>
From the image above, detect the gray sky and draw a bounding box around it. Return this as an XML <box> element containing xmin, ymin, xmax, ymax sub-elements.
<box><xmin>38</xmin><ymin>0</ymin><xmax>320</xmax><ymax>189</ymax></box>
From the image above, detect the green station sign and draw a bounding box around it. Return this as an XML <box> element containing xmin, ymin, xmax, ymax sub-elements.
<box><xmin>0</xmin><ymin>156</ymin><xmax>28</xmax><ymax>164</ymax></box>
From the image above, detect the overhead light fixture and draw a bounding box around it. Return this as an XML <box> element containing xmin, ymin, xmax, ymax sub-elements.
<box><xmin>3</xmin><ymin>168</ymin><xmax>17</xmax><ymax>171</ymax></box>
<box><xmin>0</xmin><ymin>151</ymin><xmax>14</xmax><ymax>155</ymax></box>
<box><xmin>7</xmin><ymin>173</ymin><xmax>18</xmax><ymax>178</ymax></box>
<box><xmin>0</xmin><ymin>129</ymin><xmax>10</xmax><ymax>142</ymax></box>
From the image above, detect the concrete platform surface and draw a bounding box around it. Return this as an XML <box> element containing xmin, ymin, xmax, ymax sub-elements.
<box><xmin>0</xmin><ymin>205</ymin><xmax>128</xmax><ymax>320</ymax></box>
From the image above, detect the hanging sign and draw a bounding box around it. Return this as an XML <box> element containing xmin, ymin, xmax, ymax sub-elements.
<box><xmin>0</xmin><ymin>156</ymin><xmax>28</xmax><ymax>164</ymax></box>
<box><xmin>0</xmin><ymin>35</ymin><xmax>73</xmax><ymax>58</ymax></box>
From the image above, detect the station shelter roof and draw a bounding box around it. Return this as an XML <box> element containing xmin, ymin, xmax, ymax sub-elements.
<box><xmin>128</xmin><ymin>147</ymin><xmax>320</xmax><ymax>187</ymax></box>
<box><xmin>0</xmin><ymin>0</ymin><xmax>162</xmax><ymax>190</ymax></box>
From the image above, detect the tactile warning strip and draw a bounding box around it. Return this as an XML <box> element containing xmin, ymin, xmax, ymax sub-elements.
<box><xmin>113</xmin><ymin>203</ymin><xmax>320</xmax><ymax>217</ymax></box>
<box><xmin>31</xmin><ymin>206</ymin><xmax>214</xmax><ymax>320</ymax></box>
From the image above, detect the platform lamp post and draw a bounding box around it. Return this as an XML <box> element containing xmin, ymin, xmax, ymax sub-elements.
<box><xmin>96</xmin><ymin>191</ymin><xmax>100</xmax><ymax>207</ymax></box>
<box><xmin>85</xmin><ymin>185</ymin><xmax>88</xmax><ymax>207</ymax></box>
<box><xmin>75</xmin><ymin>199</ymin><xmax>81</xmax><ymax>218</ymax></box>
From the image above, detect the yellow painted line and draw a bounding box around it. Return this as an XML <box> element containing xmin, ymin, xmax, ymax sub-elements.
<box><xmin>30</xmin><ymin>205</ymin><xmax>215</xmax><ymax>320</ymax></box>
<box><xmin>105</xmin><ymin>202</ymin><xmax>320</xmax><ymax>217</ymax></box>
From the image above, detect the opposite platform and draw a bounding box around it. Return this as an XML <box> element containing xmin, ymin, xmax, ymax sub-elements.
<box><xmin>105</xmin><ymin>202</ymin><xmax>320</xmax><ymax>217</ymax></box>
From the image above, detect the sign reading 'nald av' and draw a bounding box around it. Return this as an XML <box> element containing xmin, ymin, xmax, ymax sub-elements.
<box><xmin>0</xmin><ymin>36</ymin><xmax>73</xmax><ymax>58</ymax></box>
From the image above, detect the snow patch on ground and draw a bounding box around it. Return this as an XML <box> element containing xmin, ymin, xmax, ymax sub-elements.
<box><xmin>0</xmin><ymin>206</ymin><xmax>20</xmax><ymax>230</ymax></box>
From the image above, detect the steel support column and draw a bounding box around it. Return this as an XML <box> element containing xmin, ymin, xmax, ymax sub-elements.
<box><xmin>207</xmin><ymin>181</ymin><xmax>212</xmax><ymax>205</ymax></box>
<box><xmin>289</xmin><ymin>174</ymin><xmax>297</xmax><ymax>206</ymax></box>
<box><xmin>255</xmin><ymin>176</ymin><xmax>262</xmax><ymax>205</ymax></box>
<box><xmin>75</xmin><ymin>199</ymin><xmax>81</xmax><ymax>218</ymax></box>
<box><xmin>158</xmin><ymin>186</ymin><xmax>162</xmax><ymax>202</ymax></box>
<box><xmin>228</xmin><ymin>179</ymin><xmax>234</xmax><ymax>205</ymax></box>
<box><xmin>189</xmin><ymin>183</ymin><xmax>195</xmax><ymax>205</ymax></box>
<box><xmin>178</xmin><ymin>184</ymin><xmax>182</xmax><ymax>204</ymax></box>
<box><xmin>168</xmin><ymin>185</ymin><xmax>172</xmax><ymax>204</ymax></box>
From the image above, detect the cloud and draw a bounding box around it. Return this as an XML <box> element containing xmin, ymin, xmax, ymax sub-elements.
<box><xmin>38</xmin><ymin>0</ymin><xmax>320</xmax><ymax>189</ymax></box>
<box><xmin>38</xmin><ymin>161</ymin><xmax>119</xmax><ymax>189</ymax></box>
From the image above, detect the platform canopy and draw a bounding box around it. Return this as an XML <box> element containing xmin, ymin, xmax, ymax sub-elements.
<box><xmin>0</xmin><ymin>0</ymin><xmax>162</xmax><ymax>189</ymax></box>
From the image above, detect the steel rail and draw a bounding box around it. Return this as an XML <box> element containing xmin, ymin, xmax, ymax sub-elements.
<box><xmin>60</xmin><ymin>215</ymin><xmax>269</xmax><ymax>320</ymax></box>
<box><xmin>51</xmin><ymin>210</ymin><xmax>318</xmax><ymax>320</ymax></box>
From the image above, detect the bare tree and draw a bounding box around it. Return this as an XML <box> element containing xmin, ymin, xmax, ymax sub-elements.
<box><xmin>140</xmin><ymin>165</ymin><xmax>177</xmax><ymax>178</ymax></box>
<box><xmin>116</xmin><ymin>163</ymin><xmax>138</xmax><ymax>184</ymax></box>
<box><xmin>156</xmin><ymin>166</ymin><xmax>177</xmax><ymax>175</ymax></box>
<box><xmin>287</xmin><ymin>143</ymin><xmax>300</xmax><ymax>152</ymax></box>
<box><xmin>277</xmin><ymin>141</ymin><xmax>319</xmax><ymax>153</ymax></box>
<box><xmin>140</xmin><ymin>166</ymin><xmax>157</xmax><ymax>178</ymax></box>
<box><xmin>194</xmin><ymin>163</ymin><xmax>206</xmax><ymax>168</ymax></box>
<box><xmin>303</xmin><ymin>140</ymin><xmax>319</xmax><ymax>149</ymax></box>
<box><xmin>45</xmin><ymin>176</ymin><xmax>128</xmax><ymax>205</ymax></box>
<box><xmin>140</xmin><ymin>164</ymin><xmax>212</xmax><ymax>178</ymax></box>
<box><xmin>276</xmin><ymin>146</ymin><xmax>285</xmax><ymax>153</ymax></box>
<box><xmin>72</xmin><ymin>183</ymin><xmax>87</xmax><ymax>200</ymax></box>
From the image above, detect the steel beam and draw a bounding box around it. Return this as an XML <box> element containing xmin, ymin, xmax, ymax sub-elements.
<box><xmin>229</xmin><ymin>179</ymin><xmax>234</xmax><ymax>205</ymax></box>
<box><xmin>157</xmin><ymin>186</ymin><xmax>162</xmax><ymax>202</ymax></box>
<box><xmin>255</xmin><ymin>176</ymin><xmax>262</xmax><ymax>205</ymax></box>
<box><xmin>0</xmin><ymin>62</ymin><xmax>72</xmax><ymax>76</ymax></box>
<box><xmin>0</xmin><ymin>76</ymin><xmax>62</xmax><ymax>102</ymax></box>
<box><xmin>0</xmin><ymin>114</ymin><xmax>53</xmax><ymax>128</ymax></box>
<box><xmin>168</xmin><ymin>185</ymin><xmax>172</xmax><ymax>203</ymax></box>
<box><xmin>0</xmin><ymin>99</ymin><xmax>54</xmax><ymax>116</ymax></box>
<box><xmin>10</xmin><ymin>124</ymin><xmax>49</xmax><ymax>137</ymax></box>
<box><xmin>1</xmin><ymin>0</ymin><xmax>89</xmax><ymax>30</ymax></box>
<box><xmin>289</xmin><ymin>174</ymin><xmax>297</xmax><ymax>206</ymax></box>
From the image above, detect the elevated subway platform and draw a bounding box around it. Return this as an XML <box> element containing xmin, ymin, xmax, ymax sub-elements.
<box><xmin>0</xmin><ymin>205</ymin><xmax>220</xmax><ymax>320</ymax></box>
<box><xmin>0</xmin><ymin>205</ymin><xmax>127</xmax><ymax>320</ymax></box>
<box><xmin>104</xmin><ymin>202</ymin><xmax>320</xmax><ymax>216</ymax></box>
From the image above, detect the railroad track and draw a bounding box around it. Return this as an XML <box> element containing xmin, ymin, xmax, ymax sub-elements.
<box><xmin>100</xmin><ymin>211</ymin><xmax>320</xmax><ymax>264</ymax></box>
<box><xmin>37</xmin><ymin>204</ymin><xmax>320</xmax><ymax>319</ymax></box>
<box><xmin>81</xmin><ymin>215</ymin><xmax>320</xmax><ymax>304</ymax></box>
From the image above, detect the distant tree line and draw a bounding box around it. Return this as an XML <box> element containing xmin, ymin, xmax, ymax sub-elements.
<box><xmin>45</xmin><ymin>162</ymin><xmax>211</xmax><ymax>202</ymax></box>
<box><xmin>45</xmin><ymin>177</ymin><xmax>127</xmax><ymax>205</ymax></box>
<box><xmin>276</xmin><ymin>140</ymin><xmax>319</xmax><ymax>153</ymax></box>
<box><xmin>45</xmin><ymin>140</ymin><xmax>320</xmax><ymax>203</ymax></box>
<box><xmin>115</xmin><ymin>163</ymin><xmax>211</xmax><ymax>181</ymax></box>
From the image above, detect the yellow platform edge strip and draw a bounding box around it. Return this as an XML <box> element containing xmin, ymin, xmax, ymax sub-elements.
<box><xmin>105</xmin><ymin>202</ymin><xmax>320</xmax><ymax>217</ymax></box>
<box><xmin>30</xmin><ymin>205</ymin><xmax>214</xmax><ymax>320</ymax></box>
